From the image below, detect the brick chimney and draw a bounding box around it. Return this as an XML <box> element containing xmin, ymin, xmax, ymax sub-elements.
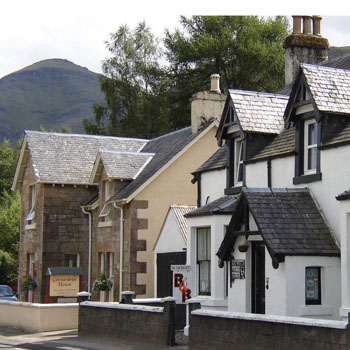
<box><xmin>284</xmin><ymin>16</ymin><xmax>329</xmax><ymax>85</ymax></box>
<box><xmin>190</xmin><ymin>74</ymin><xmax>226</xmax><ymax>134</ymax></box>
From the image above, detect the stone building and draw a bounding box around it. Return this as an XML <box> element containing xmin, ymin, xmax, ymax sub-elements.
<box><xmin>12</xmin><ymin>77</ymin><xmax>225</xmax><ymax>302</ymax></box>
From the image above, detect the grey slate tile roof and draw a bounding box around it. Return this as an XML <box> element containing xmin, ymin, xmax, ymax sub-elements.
<box><xmin>109</xmin><ymin>121</ymin><xmax>216</xmax><ymax>202</ymax></box>
<box><xmin>97</xmin><ymin>150</ymin><xmax>155</xmax><ymax>180</ymax></box>
<box><xmin>25</xmin><ymin>131</ymin><xmax>147</xmax><ymax>185</ymax></box>
<box><xmin>217</xmin><ymin>188</ymin><xmax>339</xmax><ymax>262</ymax></box>
<box><xmin>228</xmin><ymin>89</ymin><xmax>288</xmax><ymax>134</ymax></box>
<box><xmin>246</xmin><ymin>126</ymin><xmax>295</xmax><ymax>163</ymax></box>
<box><xmin>185</xmin><ymin>195</ymin><xmax>240</xmax><ymax>218</ymax></box>
<box><xmin>192</xmin><ymin>146</ymin><xmax>227</xmax><ymax>175</ymax></box>
<box><xmin>243</xmin><ymin>188</ymin><xmax>339</xmax><ymax>258</ymax></box>
<box><xmin>301</xmin><ymin>63</ymin><xmax>350</xmax><ymax>115</ymax></box>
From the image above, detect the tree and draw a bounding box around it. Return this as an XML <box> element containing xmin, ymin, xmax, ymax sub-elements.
<box><xmin>0</xmin><ymin>139</ymin><xmax>19</xmax><ymax>197</ymax></box>
<box><xmin>164</xmin><ymin>16</ymin><xmax>290</xmax><ymax>129</ymax></box>
<box><xmin>83</xmin><ymin>21</ymin><xmax>170</xmax><ymax>138</ymax></box>
<box><xmin>0</xmin><ymin>190</ymin><xmax>20</xmax><ymax>256</ymax></box>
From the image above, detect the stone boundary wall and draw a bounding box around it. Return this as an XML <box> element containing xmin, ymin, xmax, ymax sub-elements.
<box><xmin>189</xmin><ymin>309</ymin><xmax>350</xmax><ymax>350</ymax></box>
<box><xmin>78</xmin><ymin>300</ymin><xmax>176</xmax><ymax>346</ymax></box>
<box><xmin>132</xmin><ymin>298</ymin><xmax>186</xmax><ymax>330</ymax></box>
<box><xmin>0</xmin><ymin>300</ymin><xmax>78</xmax><ymax>332</ymax></box>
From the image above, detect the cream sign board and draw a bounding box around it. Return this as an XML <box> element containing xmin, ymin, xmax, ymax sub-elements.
<box><xmin>49</xmin><ymin>275</ymin><xmax>80</xmax><ymax>297</ymax></box>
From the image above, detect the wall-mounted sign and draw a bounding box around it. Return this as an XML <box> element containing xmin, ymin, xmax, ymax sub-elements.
<box><xmin>49</xmin><ymin>275</ymin><xmax>80</xmax><ymax>297</ymax></box>
<box><xmin>171</xmin><ymin>265</ymin><xmax>191</xmax><ymax>303</ymax></box>
<box><xmin>231</xmin><ymin>259</ymin><xmax>245</xmax><ymax>282</ymax></box>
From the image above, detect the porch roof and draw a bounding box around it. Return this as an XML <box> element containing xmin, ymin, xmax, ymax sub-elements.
<box><xmin>217</xmin><ymin>188</ymin><xmax>340</xmax><ymax>263</ymax></box>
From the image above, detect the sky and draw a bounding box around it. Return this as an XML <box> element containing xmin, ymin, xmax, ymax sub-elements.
<box><xmin>1</xmin><ymin>0</ymin><xmax>350</xmax><ymax>79</ymax></box>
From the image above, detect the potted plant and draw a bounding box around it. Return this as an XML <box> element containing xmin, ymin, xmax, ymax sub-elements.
<box><xmin>22</xmin><ymin>274</ymin><xmax>37</xmax><ymax>291</ymax></box>
<box><xmin>93</xmin><ymin>272</ymin><xmax>113</xmax><ymax>292</ymax></box>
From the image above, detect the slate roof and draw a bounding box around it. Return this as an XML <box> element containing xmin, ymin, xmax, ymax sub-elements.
<box><xmin>228</xmin><ymin>89</ymin><xmax>288</xmax><ymax>134</ymax></box>
<box><xmin>246</xmin><ymin>126</ymin><xmax>295</xmax><ymax>163</ymax></box>
<box><xmin>300</xmin><ymin>63</ymin><xmax>350</xmax><ymax>115</ymax></box>
<box><xmin>217</xmin><ymin>188</ymin><xmax>339</xmax><ymax>262</ymax></box>
<box><xmin>95</xmin><ymin>150</ymin><xmax>155</xmax><ymax>181</ymax></box>
<box><xmin>185</xmin><ymin>195</ymin><xmax>240</xmax><ymax>218</ymax></box>
<box><xmin>109</xmin><ymin>121</ymin><xmax>217</xmax><ymax>202</ymax></box>
<box><xmin>192</xmin><ymin>146</ymin><xmax>227</xmax><ymax>175</ymax></box>
<box><xmin>20</xmin><ymin>131</ymin><xmax>147</xmax><ymax>185</ymax></box>
<box><xmin>171</xmin><ymin>204</ymin><xmax>197</xmax><ymax>244</ymax></box>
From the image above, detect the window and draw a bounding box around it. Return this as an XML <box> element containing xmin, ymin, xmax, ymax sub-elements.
<box><xmin>26</xmin><ymin>185</ymin><xmax>36</xmax><ymax>223</ymax></box>
<box><xmin>234</xmin><ymin>138</ymin><xmax>244</xmax><ymax>186</ymax></box>
<box><xmin>197</xmin><ymin>227</ymin><xmax>211</xmax><ymax>295</ymax></box>
<box><xmin>305</xmin><ymin>267</ymin><xmax>321</xmax><ymax>305</ymax></box>
<box><xmin>304</xmin><ymin>119</ymin><xmax>317</xmax><ymax>174</ymax></box>
<box><xmin>226</xmin><ymin>137</ymin><xmax>244</xmax><ymax>194</ymax></box>
<box><xmin>99</xmin><ymin>181</ymin><xmax>111</xmax><ymax>219</ymax></box>
<box><xmin>65</xmin><ymin>254</ymin><xmax>80</xmax><ymax>267</ymax></box>
<box><xmin>293</xmin><ymin>118</ymin><xmax>321</xmax><ymax>184</ymax></box>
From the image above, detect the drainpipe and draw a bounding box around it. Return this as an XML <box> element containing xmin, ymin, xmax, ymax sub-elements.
<box><xmin>114</xmin><ymin>203</ymin><xmax>124</xmax><ymax>301</ymax></box>
<box><xmin>81</xmin><ymin>207</ymin><xmax>92</xmax><ymax>294</ymax></box>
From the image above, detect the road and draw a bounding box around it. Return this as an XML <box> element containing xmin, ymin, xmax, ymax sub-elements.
<box><xmin>0</xmin><ymin>328</ymin><xmax>188</xmax><ymax>350</ymax></box>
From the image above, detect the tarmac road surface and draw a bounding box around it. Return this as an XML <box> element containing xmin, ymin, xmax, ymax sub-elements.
<box><xmin>0</xmin><ymin>328</ymin><xmax>188</xmax><ymax>350</ymax></box>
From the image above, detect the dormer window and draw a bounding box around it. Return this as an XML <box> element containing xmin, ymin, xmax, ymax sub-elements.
<box><xmin>226</xmin><ymin>136</ymin><xmax>244</xmax><ymax>194</ymax></box>
<box><xmin>234</xmin><ymin>138</ymin><xmax>244</xmax><ymax>186</ymax></box>
<box><xmin>304</xmin><ymin>119</ymin><xmax>317</xmax><ymax>174</ymax></box>
<box><xmin>26</xmin><ymin>185</ymin><xmax>36</xmax><ymax>223</ymax></box>
<box><xmin>99</xmin><ymin>180</ymin><xmax>112</xmax><ymax>221</ymax></box>
<box><xmin>293</xmin><ymin>117</ymin><xmax>321</xmax><ymax>184</ymax></box>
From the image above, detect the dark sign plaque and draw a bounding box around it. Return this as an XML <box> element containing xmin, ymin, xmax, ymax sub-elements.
<box><xmin>230</xmin><ymin>259</ymin><xmax>245</xmax><ymax>283</ymax></box>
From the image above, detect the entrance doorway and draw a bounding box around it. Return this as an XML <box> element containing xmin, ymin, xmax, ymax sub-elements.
<box><xmin>156</xmin><ymin>251</ymin><xmax>186</xmax><ymax>298</ymax></box>
<box><xmin>251</xmin><ymin>241</ymin><xmax>265</xmax><ymax>314</ymax></box>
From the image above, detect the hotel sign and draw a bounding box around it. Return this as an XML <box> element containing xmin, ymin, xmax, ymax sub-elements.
<box><xmin>49</xmin><ymin>275</ymin><xmax>80</xmax><ymax>297</ymax></box>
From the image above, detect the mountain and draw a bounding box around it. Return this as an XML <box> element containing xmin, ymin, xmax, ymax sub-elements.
<box><xmin>0</xmin><ymin>59</ymin><xmax>105</xmax><ymax>144</ymax></box>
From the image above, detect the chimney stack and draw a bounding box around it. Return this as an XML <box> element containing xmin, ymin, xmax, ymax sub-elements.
<box><xmin>190</xmin><ymin>74</ymin><xmax>226</xmax><ymax>134</ymax></box>
<box><xmin>284</xmin><ymin>16</ymin><xmax>329</xmax><ymax>86</ymax></box>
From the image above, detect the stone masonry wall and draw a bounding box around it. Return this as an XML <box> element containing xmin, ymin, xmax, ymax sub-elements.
<box><xmin>78</xmin><ymin>300</ymin><xmax>175</xmax><ymax>346</ymax></box>
<box><xmin>189</xmin><ymin>310</ymin><xmax>350</xmax><ymax>350</ymax></box>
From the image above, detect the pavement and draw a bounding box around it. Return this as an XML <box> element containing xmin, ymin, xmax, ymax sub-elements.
<box><xmin>0</xmin><ymin>328</ymin><xmax>189</xmax><ymax>350</ymax></box>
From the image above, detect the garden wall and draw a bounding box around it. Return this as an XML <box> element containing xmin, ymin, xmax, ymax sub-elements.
<box><xmin>0</xmin><ymin>300</ymin><xmax>78</xmax><ymax>332</ymax></box>
<box><xmin>78</xmin><ymin>299</ymin><xmax>176</xmax><ymax>346</ymax></box>
<box><xmin>189</xmin><ymin>309</ymin><xmax>350</xmax><ymax>350</ymax></box>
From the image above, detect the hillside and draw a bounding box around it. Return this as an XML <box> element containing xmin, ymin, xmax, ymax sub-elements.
<box><xmin>0</xmin><ymin>59</ymin><xmax>105</xmax><ymax>144</ymax></box>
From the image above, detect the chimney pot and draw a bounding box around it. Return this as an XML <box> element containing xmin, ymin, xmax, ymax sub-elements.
<box><xmin>210</xmin><ymin>74</ymin><xmax>221</xmax><ymax>93</ymax></box>
<box><xmin>313</xmin><ymin>16</ymin><xmax>322</xmax><ymax>36</ymax></box>
<box><xmin>292</xmin><ymin>16</ymin><xmax>302</xmax><ymax>34</ymax></box>
<box><xmin>303</xmin><ymin>16</ymin><xmax>312</xmax><ymax>35</ymax></box>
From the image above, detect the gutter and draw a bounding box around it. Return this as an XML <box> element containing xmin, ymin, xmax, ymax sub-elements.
<box><xmin>113</xmin><ymin>202</ymin><xmax>125</xmax><ymax>301</ymax></box>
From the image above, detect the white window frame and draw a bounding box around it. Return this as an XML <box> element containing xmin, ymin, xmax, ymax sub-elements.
<box><xmin>304</xmin><ymin>119</ymin><xmax>317</xmax><ymax>174</ymax></box>
<box><xmin>66</xmin><ymin>253</ymin><xmax>80</xmax><ymax>267</ymax></box>
<box><xmin>26</xmin><ymin>185</ymin><xmax>36</xmax><ymax>222</ymax></box>
<box><xmin>197</xmin><ymin>227</ymin><xmax>211</xmax><ymax>295</ymax></box>
<box><xmin>99</xmin><ymin>180</ymin><xmax>111</xmax><ymax>219</ymax></box>
<box><xmin>234</xmin><ymin>138</ymin><xmax>243</xmax><ymax>186</ymax></box>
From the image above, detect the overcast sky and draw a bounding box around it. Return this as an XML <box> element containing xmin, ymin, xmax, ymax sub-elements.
<box><xmin>1</xmin><ymin>0</ymin><xmax>350</xmax><ymax>79</ymax></box>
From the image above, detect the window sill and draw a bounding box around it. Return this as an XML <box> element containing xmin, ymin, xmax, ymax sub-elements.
<box><xmin>98</xmin><ymin>220</ymin><xmax>113</xmax><ymax>228</ymax></box>
<box><xmin>293</xmin><ymin>172</ymin><xmax>322</xmax><ymax>184</ymax></box>
<box><xmin>299</xmin><ymin>305</ymin><xmax>332</xmax><ymax>316</ymax></box>
<box><xmin>224</xmin><ymin>186</ymin><xmax>242</xmax><ymax>195</ymax></box>
<box><xmin>25</xmin><ymin>223</ymin><xmax>37</xmax><ymax>230</ymax></box>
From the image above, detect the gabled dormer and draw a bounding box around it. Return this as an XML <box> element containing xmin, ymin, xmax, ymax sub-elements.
<box><xmin>284</xmin><ymin>63</ymin><xmax>350</xmax><ymax>185</ymax></box>
<box><xmin>216</xmin><ymin>90</ymin><xmax>288</xmax><ymax>195</ymax></box>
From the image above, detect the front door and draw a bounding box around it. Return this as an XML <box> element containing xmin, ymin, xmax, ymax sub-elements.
<box><xmin>251</xmin><ymin>241</ymin><xmax>265</xmax><ymax>314</ymax></box>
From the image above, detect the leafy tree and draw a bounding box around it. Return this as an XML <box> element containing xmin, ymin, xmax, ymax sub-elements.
<box><xmin>164</xmin><ymin>16</ymin><xmax>290</xmax><ymax>129</ymax></box>
<box><xmin>0</xmin><ymin>190</ymin><xmax>20</xmax><ymax>256</ymax></box>
<box><xmin>84</xmin><ymin>21</ymin><xmax>170</xmax><ymax>138</ymax></box>
<box><xmin>0</xmin><ymin>139</ymin><xmax>19</xmax><ymax>197</ymax></box>
<box><xmin>0</xmin><ymin>250</ymin><xmax>17</xmax><ymax>285</ymax></box>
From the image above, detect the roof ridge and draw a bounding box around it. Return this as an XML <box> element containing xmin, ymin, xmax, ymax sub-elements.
<box><xmin>98</xmin><ymin>149</ymin><xmax>155</xmax><ymax>156</ymax></box>
<box><xmin>302</xmin><ymin>62</ymin><xmax>350</xmax><ymax>74</ymax></box>
<box><xmin>25</xmin><ymin>130</ymin><xmax>149</xmax><ymax>142</ymax></box>
<box><xmin>228</xmin><ymin>88</ymin><xmax>289</xmax><ymax>99</ymax></box>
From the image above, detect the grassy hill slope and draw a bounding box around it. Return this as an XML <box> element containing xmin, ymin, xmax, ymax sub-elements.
<box><xmin>0</xmin><ymin>59</ymin><xmax>105</xmax><ymax>143</ymax></box>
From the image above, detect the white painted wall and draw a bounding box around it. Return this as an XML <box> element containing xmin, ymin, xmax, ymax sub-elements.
<box><xmin>154</xmin><ymin>209</ymin><xmax>186</xmax><ymax>254</ymax></box>
<box><xmin>200</xmin><ymin>169</ymin><xmax>226</xmax><ymax>206</ymax></box>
